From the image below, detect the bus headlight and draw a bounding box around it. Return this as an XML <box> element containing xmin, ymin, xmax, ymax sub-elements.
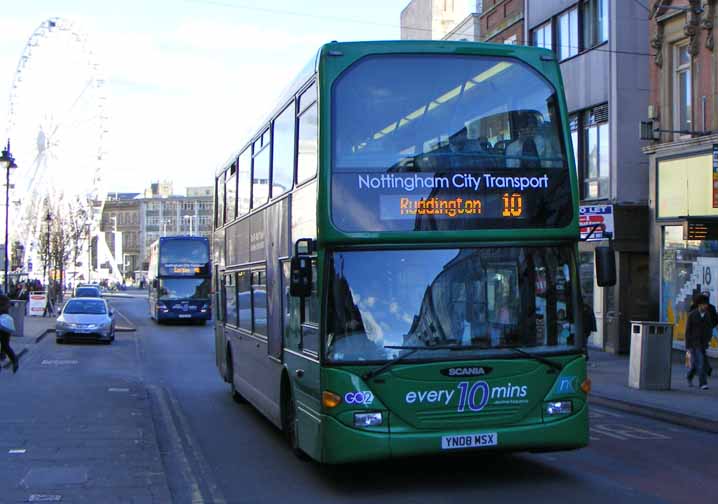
<box><xmin>353</xmin><ymin>412</ymin><xmax>383</xmax><ymax>427</ymax></box>
<box><xmin>544</xmin><ymin>401</ymin><xmax>572</xmax><ymax>416</ymax></box>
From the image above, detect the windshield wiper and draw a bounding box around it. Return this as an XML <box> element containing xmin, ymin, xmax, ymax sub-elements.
<box><xmin>363</xmin><ymin>345</ymin><xmax>444</xmax><ymax>381</ymax></box>
<box><xmin>502</xmin><ymin>346</ymin><xmax>563</xmax><ymax>371</ymax></box>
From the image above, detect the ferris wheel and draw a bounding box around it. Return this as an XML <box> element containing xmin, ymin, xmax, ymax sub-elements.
<box><xmin>6</xmin><ymin>17</ymin><xmax>108</xmax><ymax>276</ymax></box>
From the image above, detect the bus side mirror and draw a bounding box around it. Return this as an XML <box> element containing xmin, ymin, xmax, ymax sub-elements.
<box><xmin>290</xmin><ymin>256</ymin><xmax>312</xmax><ymax>297</ymax></box>
<box><xmin>152</xmin><ymin>278</ymin><xmax>159</xmax><ymax>289</ymax></box>
<box><xmin>595</xmin><ymin>246</ymin><xmax>616</xmax><ymax>287</ymax></box>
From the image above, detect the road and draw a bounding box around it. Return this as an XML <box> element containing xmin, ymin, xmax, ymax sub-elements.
<box><xmin>2</xmin><ymin>292</ymin><xmax>716</xmax><ymax>503</ymax></box>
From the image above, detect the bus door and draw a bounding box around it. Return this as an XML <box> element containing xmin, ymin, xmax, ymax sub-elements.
<box><xmin>282</xmin><ymin>258</ymin><xmax>321</xmax><ymax>456</ymax></box>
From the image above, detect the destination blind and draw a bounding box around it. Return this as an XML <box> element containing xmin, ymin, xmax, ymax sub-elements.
<box><xmin>331</xmin><ymin>168</ymin><xmax>572</xmax><ymax>232</ymax></box>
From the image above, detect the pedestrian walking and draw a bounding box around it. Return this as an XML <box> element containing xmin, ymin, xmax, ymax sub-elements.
<box><xmin>0</xmin><ymin>295</ymin><xmax>19</xmax><ymax>374</ymax></box>
<box><xmin>685</xmin><ymin>294</ymin><xmax>712</xmax><ymax>390</ymax></box>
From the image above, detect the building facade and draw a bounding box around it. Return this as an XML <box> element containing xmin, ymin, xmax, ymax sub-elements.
<box><xmin>401</xmin><ymin>0</ymin><xmax>483</xmax><ymax>40</ymax></box>
<box><xmin>525</xmin><ymin>0</ymin><xmax>651</xmax><ymax>354</ymax></box>
<box><xmin>138</xmin><ymin>186</ymin><xmax>213</xmax><ymax>270</ymax></box>
<box><xmin>643</xmin><ymin>0</ymin><xmax>718</xmax><ymax>358</ymax></box>
<box><xmin>481</xmin><ymin>0</ymin><xmax>524</xmax><ymax>44</ymax></box>
<box><xmin>100</xmin><ymin>193</ymin><xmax>141</xmax><ymax>278</ymax></box>
<box><xmin>101</xmin><ymin>186</ymin><xmax>213</xmax><ymax>277</ymax></box>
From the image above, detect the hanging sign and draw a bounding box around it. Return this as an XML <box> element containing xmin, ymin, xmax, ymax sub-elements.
<box><xmin>713</xmin><ymin>144</ymin><xmax>718</xmax><ymax>208</ymax></box>
<box><xmin>579</xmin><ymin>205</ymin><xmax>614</xmax><ymax>241</ymax></box>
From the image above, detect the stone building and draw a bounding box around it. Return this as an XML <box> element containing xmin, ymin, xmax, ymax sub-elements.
<box><xmin>642</xmin><ymin>0</ymin><xmax>718</xmax><ymax>358</ymax></box>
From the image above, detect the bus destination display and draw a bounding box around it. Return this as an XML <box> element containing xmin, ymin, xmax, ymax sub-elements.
<box><xmin>332</xmin><ymin>168</ymin><xmax>571</xmax><ymax>232</ymax></box>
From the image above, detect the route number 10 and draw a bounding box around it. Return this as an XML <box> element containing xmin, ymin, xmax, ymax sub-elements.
<box><xmin>502</xmin><ymin>193</ymin><xmax>523</xmax><ymax>217</ymax></box>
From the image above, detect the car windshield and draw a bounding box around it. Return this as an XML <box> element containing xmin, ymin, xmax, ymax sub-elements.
<box><xmin>64</xmin><ymin>300</ymin><xmax>107</xmax><ymax>315</ymax></box>
<box><xmin>75</xmin><ymin>287</ymin><xmax>100</xmax><ymax>297</ymax></box>
<box><xmin>326</xmin><ymin>247</ymin><xmax>577</xmax><ymax>363</ymax></box>
<box><xmin>159</xmin><ymin>278</ymin><xmax>210</xmax><ymax>300</ymax></box>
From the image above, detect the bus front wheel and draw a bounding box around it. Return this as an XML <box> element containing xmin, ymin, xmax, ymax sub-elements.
<box><xmin>282</xmin><ymin>385</ymin><xmax>308</xmax><ymax>460</ymax></box>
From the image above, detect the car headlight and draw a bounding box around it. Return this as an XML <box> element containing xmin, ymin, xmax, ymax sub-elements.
<box><xmin>544</xmin><ymin>400</ymin><xmax>573</xmax><ymax>416</ymax></box>
<box><xmin>353</xmin><ymin>412</ymin><xmax>383</xmax><ymax>427</ymax></box>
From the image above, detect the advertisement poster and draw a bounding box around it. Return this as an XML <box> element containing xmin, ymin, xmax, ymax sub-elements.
<box><xmin>663</xmin><ymin>256</ymin><xmax>718</xmax><ymax>357</ymax></box>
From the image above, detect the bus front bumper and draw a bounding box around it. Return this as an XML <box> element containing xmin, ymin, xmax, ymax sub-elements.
<box><xmin>157</xmin><ymin>310</ymin><xmax>211</xmax><ymax>321</ymax></box>
<box><xmin>320</xmin><ymin>402</ymin><xmax>588</xmax><ymax>464</ymax></box>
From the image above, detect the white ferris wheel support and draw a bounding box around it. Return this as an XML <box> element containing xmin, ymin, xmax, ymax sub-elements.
<box><xmin>6</xmin><ymin>17</ymin><xmax>121</xmax><ymax>283</ymax></box>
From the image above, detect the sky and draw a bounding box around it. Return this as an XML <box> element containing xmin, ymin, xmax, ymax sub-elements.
<box><xmin>0</xmin><ymin>0</ymin><xmax>411</xmax><ymax>195</ymax></box>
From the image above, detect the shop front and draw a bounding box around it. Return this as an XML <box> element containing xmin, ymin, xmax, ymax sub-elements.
<box><xmin>579</xmin><ymin>204</ymin><xmax>649</xmax><ymax>354</ymax></box>
<box><xmin>648</xmin><ymin>139</ymin><xmax>718</xmax><ymax>358</ymax></box>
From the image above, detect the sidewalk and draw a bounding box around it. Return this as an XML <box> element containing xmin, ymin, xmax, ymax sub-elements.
<box><xmin>588</xmin><ymin>348</ymin><xmax>718</xmax><ymax>433</ymax></box>
<box><xmin>2</xmin><ymin>315</ymin><xmax>55</xmax><ymax>371</ymax></box>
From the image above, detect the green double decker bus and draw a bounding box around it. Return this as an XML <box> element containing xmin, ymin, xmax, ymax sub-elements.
<box><xmin>213</xmin><ymin>40</ymin><xmax>600</xmax><ymax>463</ymax></box>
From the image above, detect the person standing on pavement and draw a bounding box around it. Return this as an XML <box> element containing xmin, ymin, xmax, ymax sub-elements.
<box><xmin>685</xmin><ymin>294</ymin><xmax>712</xmax><ymax>389</ymax></box>
<box><xmin>0</xmin><ymin>295</ymin><xmax>19</xmax><ymax>373</ymax></box>
<box><xmin>700</xmin><ymin>291</ymin><xmax>716</xmax><ymax>377</ymax></box>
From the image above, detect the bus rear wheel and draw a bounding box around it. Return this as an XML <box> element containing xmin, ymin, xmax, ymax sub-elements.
<box><xmin>227</xmin><ymin>349</ymin><xmax>246</xmax><ymax>404</ymax></box>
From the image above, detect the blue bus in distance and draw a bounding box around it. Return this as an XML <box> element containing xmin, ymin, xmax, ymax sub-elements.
<box><xmin>148</xmin><ymin>236</ymin><xmax>211</xmax><ymax>323</ymax></box>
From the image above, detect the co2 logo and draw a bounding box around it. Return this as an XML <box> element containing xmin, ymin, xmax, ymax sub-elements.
<box><xmin>344</xmin><ymin>390</ymin><xmax>374</xmax><ymax>405</ymax></box>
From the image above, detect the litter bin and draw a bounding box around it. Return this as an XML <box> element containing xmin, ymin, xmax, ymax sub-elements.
<box><xmin>9</xmin><ymin>300</ymin><xmax>26</xmax><ymax>338</ymax></box>
<box><xmin>628</xmin><ymin>321</ymin><xmax>673</xmax><ymax>390</ymax></box>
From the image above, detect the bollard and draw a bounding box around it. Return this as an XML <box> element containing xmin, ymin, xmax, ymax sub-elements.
<box><xmin>9</xmin><ymin>300</ymin><xmax>26</xmax><ymax>338</ymax></box>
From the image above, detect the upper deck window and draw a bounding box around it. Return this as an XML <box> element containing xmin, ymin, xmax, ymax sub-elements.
<box><xmin>331</xmin><ymin>54</ymin><xmax>572</xmax><ymax>232</ymax></box>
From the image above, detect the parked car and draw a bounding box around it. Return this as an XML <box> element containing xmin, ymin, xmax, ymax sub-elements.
<box><xmin>56</xmin><ymin>297</ymin><xmax>115</xmax><ymax>344</ymax></box>
<box><xmin>73</xmin><ymin>285</ymin><xmax>102</xmax><ymax>298</ymax></box>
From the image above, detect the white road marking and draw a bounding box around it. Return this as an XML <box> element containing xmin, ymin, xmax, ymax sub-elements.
<box><xmin>590</xmin><ymin>423</ymin><xmax>671</xmax><ymax>441</ymax></box>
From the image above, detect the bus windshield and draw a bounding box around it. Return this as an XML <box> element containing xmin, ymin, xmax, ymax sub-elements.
<box><xmin>159</xmin><ymin>278</ymin><xmax>211</xmax><ymax>300</ymax></box>
<box><xmin>159</xmin><ymin>240</ymin><xmax>210</xmax><ymax>276</ymax></box>
<box><xmin>331</xmin><ymin>54</ymin><xmax>572</xmax><ymax>232</ymax></box>
<box><xmin>326</xmin><ymin>247</ymin><xmax>577</xmax><ymax>363</ymax></box>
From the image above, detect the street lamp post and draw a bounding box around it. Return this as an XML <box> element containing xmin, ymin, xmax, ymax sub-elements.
<box><xmin>44</xmin><ymin>210</ymin><xmax>52</xmax><ymax>286</ymax></box>
<box><xmin>0</xmin><ymin>141</ymin><xmax>17</xmax><ymax>294</ymax></box>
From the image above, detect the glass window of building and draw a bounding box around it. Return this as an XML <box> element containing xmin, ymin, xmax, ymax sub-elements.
<box><xmin>558</xmin><ymin>7</ymin><xmax>578</xmax><ymax>60</ymax></box>
<box><xmin>582</xmin><ymin>0</ymin><xmax>608</xmax><ymax>49</ymax></box>
<box><xmin>253</xmin><ymin>136</ymin><xmax>270</xmax><ymax>208</ymax></box>
<box><xmin>582</xmin><ymin>105</ymin><xmax>609</xmax><ymax>199</ymax></box>
<box><xmin>674</xmin><ymin>43</ymin><xmax>692</xmax><ymax>133</ymax></box>
<box><xmin>662</xmin><ymin>225</ymin><xmax>718</xmax><ymax>356</ymax></box>
<box><xmin>272</xmin><ymin>102</ymin><xmax>295</xmax><ymax>196</ymax></box>
<box><xmin>297</xmin><ymin>87</ymin><xmax>318</xmax><ymax>184</ymax></box>
<box><xmin>532</xmin><ymin>21</ymin><xmax>552</xmax><ymax>51</ymax></box>
<box><xmin>569</xmin><ymin>114</ymin><xmax>579</xmax><ymax>179</ymax></box>
<box><xmin>237</xmin><ymin>149</ymin><xmax>251</xmax><ymax>216</ymax></box>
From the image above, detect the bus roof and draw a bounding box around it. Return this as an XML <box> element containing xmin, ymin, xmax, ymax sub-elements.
<box><xmin>214</xmin><ymin>40</ymin><xmax>557</xmax><ymax>178</ymax></box>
